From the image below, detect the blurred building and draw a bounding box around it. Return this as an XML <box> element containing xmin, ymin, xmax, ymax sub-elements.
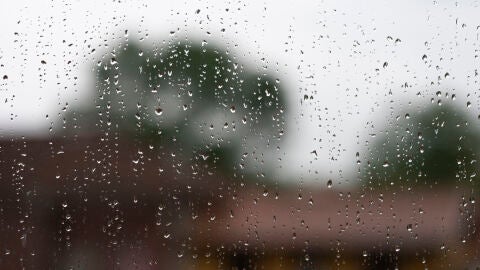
<box><xmin>0</xmin><ymin>136</ymin><xmax>478</xmax><ymax>269</ymax></box>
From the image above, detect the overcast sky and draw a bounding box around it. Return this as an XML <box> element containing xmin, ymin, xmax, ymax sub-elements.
<box><xmin>1</xmin><ymin>0</ymin><xmax>479</xmax><ymax>185</ymax></box>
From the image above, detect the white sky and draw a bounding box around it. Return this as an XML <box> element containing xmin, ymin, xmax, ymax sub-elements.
<box><xmin>1</xmin><ymin>0</ymin><xmax>479</xmax><ymax>185</ymax></box>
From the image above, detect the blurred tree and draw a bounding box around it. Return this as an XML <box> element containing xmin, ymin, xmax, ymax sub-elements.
<box><xmin>65</xmin><ymin>41</ymin><xmax>286</xmax><ymax>174</ymax></box>
<box><xmin>362</xmin><ymin>104</ymin><xmax>479</xmax><ymax>189</ymax></box>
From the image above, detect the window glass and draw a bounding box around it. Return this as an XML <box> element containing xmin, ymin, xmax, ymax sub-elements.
<box><xmin>1</xmin><ymin>1</ymin><xmax>479</xmax><ymax>269</ymax></box>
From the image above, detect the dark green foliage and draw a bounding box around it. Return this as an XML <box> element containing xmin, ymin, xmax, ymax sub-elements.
<box><xmin>363</xmin><ymin>104</ymin><xmax>479</xmax><ymax>189</ymax></box>
<box><xmin>67</xmin><ymin>41</ymin><xmax>286</xmax><ymax>172</ymax></box>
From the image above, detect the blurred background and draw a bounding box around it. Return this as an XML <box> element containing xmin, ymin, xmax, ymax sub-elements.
<box><xmin>1</xmin><ymin>0</ymin><xmax>480</xmax><ymax>269</ymax></box>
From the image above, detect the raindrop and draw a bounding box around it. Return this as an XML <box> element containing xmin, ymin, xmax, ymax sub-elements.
<box><xmin>305</xmin><ymin>254</ymin><xmax>310</xmax><ymax>261</ymax></box>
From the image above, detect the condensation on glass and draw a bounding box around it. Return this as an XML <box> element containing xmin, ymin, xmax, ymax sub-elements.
<box><xmin>0</xmin><ymin>1</ymin><xmax>479</xmax><ymax>269</ymax></box>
